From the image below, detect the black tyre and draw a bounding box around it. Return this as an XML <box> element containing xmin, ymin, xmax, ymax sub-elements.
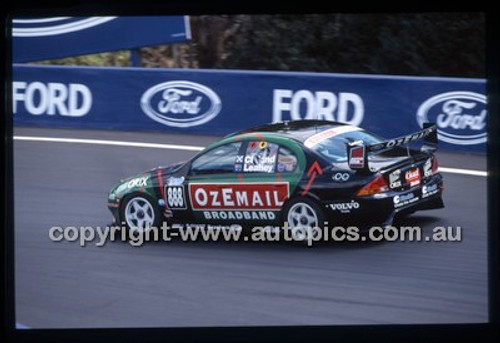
<box><xmin>119</xmin><ymin>193</ymin><xmax>161</xmax><ymax>233</ymax></box>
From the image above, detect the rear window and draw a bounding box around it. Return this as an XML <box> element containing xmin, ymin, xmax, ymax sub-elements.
<box><xmin>309</xmin><ymin>130</ymin><xmax>384</xmax><ymax>163</ymax></box>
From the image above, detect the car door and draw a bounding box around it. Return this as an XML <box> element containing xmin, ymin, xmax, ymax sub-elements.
<box><xmin>238</xmin><ymin>140</ymin><xmax>303</xmax><ymax>224</ymax></box>
<box><xmin>186</xmin><ymin>138</ymin><xmax>304</xmax><ymax>226</ymax></box>
<box><xmin>185</xmin><ymin>141</ymin><xmax>245</xmax><ymax>223</ymax></box>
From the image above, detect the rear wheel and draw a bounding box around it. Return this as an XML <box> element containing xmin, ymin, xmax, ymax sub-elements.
<box><xmin>283</xmin><ymin>197</ymin><xmax>325</xmax><ymax>243</ymax></box>
<box><xmin>120</xmin><ymin>194</ymin><xmax>161</xmax><ymax>233</ymax></box>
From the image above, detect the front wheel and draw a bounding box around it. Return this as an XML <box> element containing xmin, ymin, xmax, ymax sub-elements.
<box><xmin>282</xmin><ymin>197</ymin><xmax>325</xmax><ymax>242</ymax></box>
<box><xmin>120</xmin><ymin>194</ymin><xmax>161</xmax><ymax>233</ymax></box>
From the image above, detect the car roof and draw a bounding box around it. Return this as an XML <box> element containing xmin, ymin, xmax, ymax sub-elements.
<box><xmin>227</xmin><ymin>120</ymin><xmax>356</xmax><ymax>143</ymax></box>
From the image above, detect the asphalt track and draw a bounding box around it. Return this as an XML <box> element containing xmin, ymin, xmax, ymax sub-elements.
<box><xmin>13</xmin><ymin>127</ymin><xmax>488</xmax><ymax>328</ymax></box>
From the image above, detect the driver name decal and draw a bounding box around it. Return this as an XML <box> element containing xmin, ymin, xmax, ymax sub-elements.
<box><xmin>241</xmin><ymin>141</ymin><xmax>279</xmax><ymax>173</ymax></box>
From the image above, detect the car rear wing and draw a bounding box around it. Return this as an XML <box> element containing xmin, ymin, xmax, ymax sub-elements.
<box><xmin>347</xmin><ymin>123</ymin><xmax>437</xmax><ymax>171</ymax></box>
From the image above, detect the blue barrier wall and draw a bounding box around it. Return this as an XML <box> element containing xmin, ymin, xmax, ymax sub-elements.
<box><xmin>13</xmin><ymin>16</ymin><xmax>191</xmax><ymax>62</ymax></box>
<box><xmin>13</xmin><ymin>64</ymin><xmax>486</xmax><ymax>153</ymax></box>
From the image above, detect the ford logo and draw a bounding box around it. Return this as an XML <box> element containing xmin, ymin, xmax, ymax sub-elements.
<box><xmin>141</xmin><ymin>81</ymin><xmax>222</xmax><ymax>128</ymax></box>
<box><xmin>416</xmin><ymin>91</ymin><xmax>486</xmax><ymax>145</ymax></box>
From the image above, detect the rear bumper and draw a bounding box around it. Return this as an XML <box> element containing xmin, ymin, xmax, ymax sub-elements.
<box><xmin>323</xmin><ymin>173</ymin><xmax>444</xmax><ymax>227</ymax></box>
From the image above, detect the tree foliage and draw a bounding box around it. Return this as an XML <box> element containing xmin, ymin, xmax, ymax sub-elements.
<box><xmin>36</xmin><ymin>13</ymin><xmax>485</xmax><ymax>77</ymax></box>
<box><xmin>35</xmin><ymin>50</ymin><xmax>131</xmax><ymax>67</ymax></box>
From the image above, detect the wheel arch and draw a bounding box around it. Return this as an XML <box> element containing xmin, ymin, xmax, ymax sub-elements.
<box><xmin>280</xmin><ymin>193</ymin><xmax>325</xmax><ymax>224</ymax></box>
<box><xmin>118</xmin><ymin>191</ymin><xmax>162</xmax><ymax>228</ymax></box>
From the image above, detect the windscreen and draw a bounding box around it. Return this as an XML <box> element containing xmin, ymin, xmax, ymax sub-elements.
<box><xmin>309</xmin><ymin>130</ymin><xmax>384</xmax><ymax>163</ymax></box>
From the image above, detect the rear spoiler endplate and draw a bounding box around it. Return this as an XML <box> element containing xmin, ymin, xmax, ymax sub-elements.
<box><xmin>347</xmin><ymin>123</ymin><xmax>437</xmax><ymax>171</ymax></box>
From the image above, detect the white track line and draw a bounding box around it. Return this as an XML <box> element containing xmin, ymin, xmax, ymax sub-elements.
<box><xmin>438</xmin><ymin>167</ymin><xmax>486</xmax><ymax>177</ymax></box>
<box><xmin>13</xmin><ymin>135</ymin><xmax>487</xmax><ymax>177</ymax></box>
<box><xmin>13</xmin><ymin>135</ymin><xmax>204</xmax><ymax>151</ymax></box>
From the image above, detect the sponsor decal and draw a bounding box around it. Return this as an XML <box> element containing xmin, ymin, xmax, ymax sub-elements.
<box><xmin>349</xmin><ymin>145</ymin><xmax>365</xmax><ymax>169</ymax></box>
<box><xmin>304</xmin><ymin>126</ymin><xmax>362</xmax><ymax>148</ymax></box>
<box><xmin>389</xmin><ymin>169</ymin><xmax>402</xmax><ymax>189</ymax></box>
<box><xmin>203</xmin><ymin>211</ymin><xmax>276</xmax><ymax>221</ymax></box>
<box><xmin>416</xmin><ymin>91</ymin><xmax>487</xmax><ymax>145</ymax></box>
<box><xmin>278</xmin><ymin>155</ymin><xmax>296</xmax><ymax>164</ymax></box>
<box><xmin>332</xmin><ymin>172</ymin><xmax>350</xmax><ymax>182</ymax></box>
<box><xmin>423</xmin><ymin>159</ymin><xmax>433</xmax><ymax>177</ymax></box>
<box><xmin>167</xmin><ymin>176</ymin><xmax>184</xmax><ymax>186</ymax></box>
<box><xmin>141</xmin><ymin>80</ymin><xmax>221</xmax><ymax>128</ymax></box>
<box><xmin>276</xmin><ymin>162</ymin><xmax>295</xmax><ymax>173</ymax></box>
<box><xmin>13</xmin><ymin>81</ymin><xmax>92</xmax><ymax>117</ymax></box>
<box><xmin>277</xmin><ymin>155</ymin><xmax>297</xmax><ymax>172</ymax></box>
<box><xmin>171</xmin><ymin>223</ymin><xmax>242</xmax><ymax>231</ymax></box>
<box><xmin>127</xmin><ymin>177</ymin><xmax>148</xmax><ymax>188</ymax></box>
<box><xmin>422</xmin><ymin>183</ymin><xmax>439</xmax><ymax>198</ymax></box>
<box><xmin>115</xmin><ymin>183</ymin><xmax>129</xmax><ymax>194</ymax></box>
<box><xmin>163</xmin><ymin>208</ymin><xmax>173</xmax><ymax>218</ymax></box>
<box><xmin>393</xmin><ymin>192</ymin><xmax>419</xmax><ymax>208</ymax></box>
<box><xmin>166</xmin><ymin>185</ymin><xmax>186</xmax><ymax>209</ymax></box>
<box><xmin>12</xmin><ymin>17</ymin><xmax>117</xmax><ymax>37</ymax></box>
<box><xmin>328</xmin><ymin>200</ymin><xmax>360</xmax><ymax>213</ymax></box>
<box><xmin>405</xmin><ymin>168</ymin><xmax>421</xmax><ymax>187</ymax></box>
<box><xmin>234</xmin><ymin>164</ymin><xmax>243</xmax><ymax>172</ymax></box>
<box><xmin>272</xmin><ymin>89</ymin><xmax>364</xmax><ymax>126</ymax></box>
<box><xmin>189</xmin><ymin>182</ymin><xmax>289</xmax><ymax>210</ymax></box>
<box><xmin>243</xmin><ymin>141</ymin><xmax>278</xmax><ymax>173</ymax></box>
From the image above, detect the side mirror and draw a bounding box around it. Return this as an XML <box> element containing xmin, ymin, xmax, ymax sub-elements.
<box><xmin>347</xmin><ymin>140</ymin><xmax>368</xmax><ymax>172</ymax></box>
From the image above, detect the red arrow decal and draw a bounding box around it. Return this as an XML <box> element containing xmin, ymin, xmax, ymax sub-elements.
<box><xmin>302</xmin><ymin>161</ymin><xmax>323</xmax><ymax>196</ymax></box>
<box><xmin>157</xmin><ymin>169</ymin><xmax>165</xmax><ymax>201</ymax></box>
<box><xmin>307</xmin><ymin>161</ymin><xmax>323</xmax><ymax>176</ymax></box>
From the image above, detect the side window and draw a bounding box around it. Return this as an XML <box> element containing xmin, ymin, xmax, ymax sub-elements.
<box><xmin>276</xmin><ymin>146</ymin><xmax>298</xmax><ymax>173</ymax></box>
<box><xmin>241</xmin><ymin>141</ymin><xmax>279</xmax><ymax>173</ymax></box>
<box><xmin>191</xmin><ymin>142</ymin><xmax>242</xmax><ymax>174</ymax></box>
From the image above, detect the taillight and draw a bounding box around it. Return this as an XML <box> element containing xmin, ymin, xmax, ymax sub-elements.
<box><xmin>432</xmin><ymin>157</ymin><xmax>439</xmax><ymax>175</ymax></box>
<box><xmin>357</xmin><ymin>174</ymin><xmax>389</xmax><ymax>196</ymax></box>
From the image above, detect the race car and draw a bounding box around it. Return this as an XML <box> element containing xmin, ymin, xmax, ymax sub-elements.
<box><xmin>107</xmin><ymin>120</ymin><xmax>444</xmax><ymax>236</ymax></box>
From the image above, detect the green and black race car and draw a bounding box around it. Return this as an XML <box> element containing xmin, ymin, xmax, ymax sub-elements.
<box><xmin>107</xmin><ymin>120</ymin><xmax>444</xmax><ymax>235</ymax></box>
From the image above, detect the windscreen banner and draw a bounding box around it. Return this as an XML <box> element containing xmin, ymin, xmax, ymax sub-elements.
<box><xmin>12</xmin><ymin>64</ymin><xmax>486</xmax><ymax>153</ymax></box>
<box><xmin>12</xmin><ymin>16</ymin><xmax>191</xmax><ymax>62</ymax></box>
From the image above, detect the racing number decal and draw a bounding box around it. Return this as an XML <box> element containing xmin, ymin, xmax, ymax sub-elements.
<box><xmin>166</xmin><ymin>185</ymin><xmax>187</xmax><ymax>209</ymax></box>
